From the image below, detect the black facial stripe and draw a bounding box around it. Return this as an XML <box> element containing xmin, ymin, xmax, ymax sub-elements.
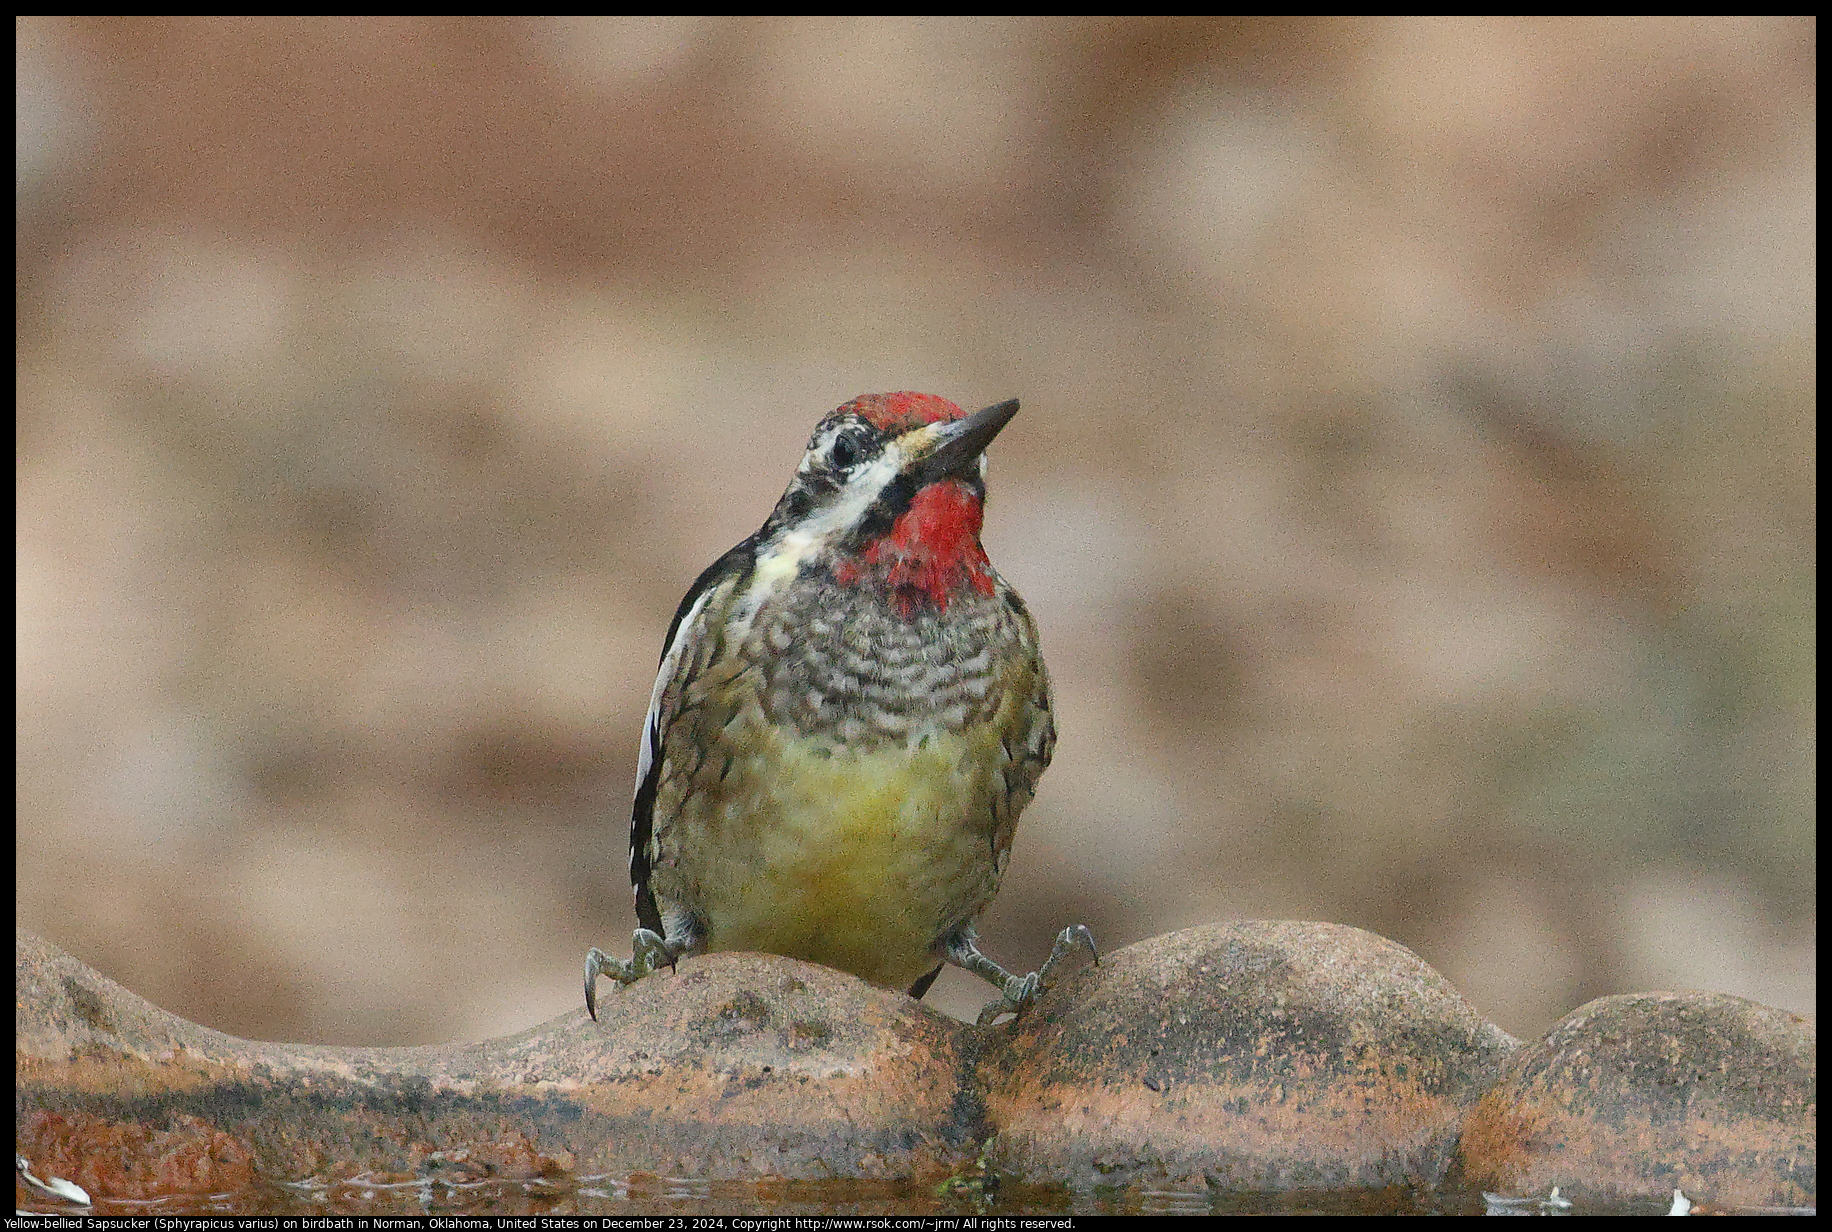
<box><xmin>762</xmin><ymin>466</ymin><xmax>844</xmax><ymax>538</ymax></box>
<box><xmin>849</xmin><ymin>467</ymin><xmax>986</xmax><ymax>545</ymax></box>
<box><xmin>780</xmin><ymin>487</ymin><xmax>816</xmax><ymax>525</ymax></box>
<box><xmin>855</xmin><ymin>472</ymin><xmax>916</xmax><ymax>540</ymax></box>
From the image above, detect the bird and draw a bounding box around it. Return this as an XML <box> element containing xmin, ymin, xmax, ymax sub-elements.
<box><xmin>583</xmin><ymin>391</ymin><xmax>1095</xmax><ymax>1026</ymax></box>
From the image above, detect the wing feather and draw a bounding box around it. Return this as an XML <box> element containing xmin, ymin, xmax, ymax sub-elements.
<box><xmin>629</xmin><ymin>536</ymin><xmax>760</xmax><ymax>935</ymax></box>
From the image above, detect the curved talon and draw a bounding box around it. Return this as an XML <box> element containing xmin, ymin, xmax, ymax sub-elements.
<box><xmin>583</xmin><ymin>947</ymin><xmax>614</xmax><ymax>1021</ymax></box>
<box><xmin>1044</xmin><ymin>924</ymin><xmax>1099</xmax><ymax>976</ymax></box>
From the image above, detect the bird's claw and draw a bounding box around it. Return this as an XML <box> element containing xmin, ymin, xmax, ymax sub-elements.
<box><xmin>974</xmin><ymin>924</ymin><xmax>1099</xmax><ymax>1026</ymax></box>
<box><xmin>1046</xmin><ymin>923</ymin><xmax>1100</xmax><ymax>974</ymax></box>
<box><xmin>583</xmin><ymin>927</ymin><xmax>674</xmax><ymax>1020</ymax></box>
<box><xmin>976</xmin><ymin>971</ymin><xmax>1041</xmax><ymax>1026</ymax></box>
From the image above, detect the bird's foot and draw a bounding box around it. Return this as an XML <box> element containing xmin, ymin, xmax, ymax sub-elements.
<box><xmin>583</xmin><ymin>928</ymin><xmax>677</xmax><ymax>1020</ymax></box>
<box><xmin>946</xmin><ymin>923</ymin><xmax>1098</xmax><ymax>1026</ymax></box>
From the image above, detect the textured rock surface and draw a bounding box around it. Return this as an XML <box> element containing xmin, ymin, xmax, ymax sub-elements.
<box><xmin>1453</xmin><ymin>991</ymin><xmax>1815</xmax><ymax>1209</ymax></box>
<box><xmin>976</xmin><ymin>920</ymin><xmax>1520</xmax><ymax>1191</ymax></box>
<box><xmin>20</xmin><ymin>926</ymin><xmax>1814</xmax><ymax>1210</ymax></box>
<box><xmin>16</xmin><ymin>930</ymin><xmax>975</xmax><ymax>1193</ymax></box>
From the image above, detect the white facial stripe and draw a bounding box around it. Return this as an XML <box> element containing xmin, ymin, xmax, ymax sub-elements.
<box><xmin>738</xmin><ymin>438</ymin><xmax>909</xmax><ymax>629</ymax></box>
<box><xmin>801</xmin><ymin>444</ymin><xmax>903</xmax><ymax>541</ymax></box>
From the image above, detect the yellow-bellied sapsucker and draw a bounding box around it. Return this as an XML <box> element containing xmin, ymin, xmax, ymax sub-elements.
<box><xmin>585</xmin><ymin>392</ymin><xmax>1094</xmax><ymax>1025</ymax></box>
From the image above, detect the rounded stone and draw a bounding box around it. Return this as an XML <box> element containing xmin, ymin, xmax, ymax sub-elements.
<box><xmin>1452</xmin><ymin>991</ymin><xmax>1814</xmax><ymax>1209</ymax></box>
<box><xmin>977</xmin><ymin>920</ymin><xmax>1518</xmax><ymax>1192</ymax></box>
<box><xmin>16</xmin><ymin>930</ymin><xmax>975</xmax><ymax>1195</ymax></box>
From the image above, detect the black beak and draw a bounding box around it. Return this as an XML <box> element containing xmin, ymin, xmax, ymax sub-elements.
<box><xmin>915</xmin><ymin>399</ymin><xmax>1020</xmax><ymax>485</ymax></box>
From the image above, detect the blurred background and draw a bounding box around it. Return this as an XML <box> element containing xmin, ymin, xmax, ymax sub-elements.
<box><xmin>16</xmin><ymin>17</ymin><xmax>1814</xmax><ymax>1045</ymax></box>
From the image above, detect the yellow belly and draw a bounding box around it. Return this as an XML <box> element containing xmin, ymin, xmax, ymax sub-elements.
<box><xmin>680</xmin><ymin>729</ymin><xmax>1003</xmax><ymax>991</ymax></box>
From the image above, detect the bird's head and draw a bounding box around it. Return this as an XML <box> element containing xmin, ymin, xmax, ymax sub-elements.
<box><xmin>759</xmin><ymin>392</ymin><xmax>1020</xmax><ymax>617</ymax></box>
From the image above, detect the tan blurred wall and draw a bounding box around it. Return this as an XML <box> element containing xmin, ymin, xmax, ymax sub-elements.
<box><xmin>16</xmin><ymin>16</ymin><xmax>1815</xmax><ymax>1044</ymax></box>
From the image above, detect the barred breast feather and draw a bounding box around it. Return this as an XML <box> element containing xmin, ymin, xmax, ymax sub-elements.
<box><xmin>630</xmin><ymin>550</ymin><xmax>1054</xmax><ymax>991</ymax></box>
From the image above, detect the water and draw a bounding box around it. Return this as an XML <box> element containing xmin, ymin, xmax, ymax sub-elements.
<box><xmin>23</xmin><ymin>1170</ymin><xmax>1738</xmax><ymax>1217</ymax></box>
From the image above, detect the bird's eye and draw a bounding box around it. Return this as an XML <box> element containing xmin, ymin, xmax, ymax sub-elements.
<box><xmin>830</xmin><ymin>431</ymin><xmax>864</xmax><ymax>471</ymax></box>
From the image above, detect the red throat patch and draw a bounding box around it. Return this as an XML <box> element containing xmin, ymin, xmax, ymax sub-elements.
<box><xmin>834</xmin><ymin>479</ymin><xmax>995</xmax><ymax>617</ymax></box>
